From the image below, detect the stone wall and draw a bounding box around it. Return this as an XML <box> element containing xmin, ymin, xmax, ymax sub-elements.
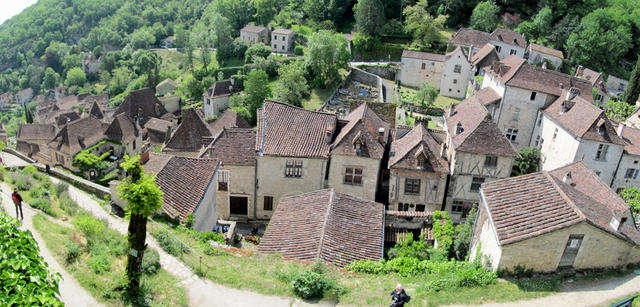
<box><xmin>327</xmin><ymin>154</ymin><xmax>381</xmax><ymax>201</ymax></box>
<box><xmin>350</xmin><ymin>68</ymin><xmax>384</xmax><ymax>103</ymax></box>
<box><xmin>356</xmin><ymin>64</ymin><xmax>398</xmax><ymax>80</ymax></box>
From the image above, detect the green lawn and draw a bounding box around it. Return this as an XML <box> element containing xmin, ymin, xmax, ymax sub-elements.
<box><xmin>301</xmin><ymin>69</ymin><xmax>349</xmax><ymax>111</ymax></box>
<box><xmin>399</xmin><ymin>86</ymin><xmax>462</xmax><ymax>109</ymax></box>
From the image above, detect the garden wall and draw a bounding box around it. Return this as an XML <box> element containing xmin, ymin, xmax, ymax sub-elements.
<box><xmin>356</xmin><ymin>64</ymin><xmax>398</xmax><ymax>81</ymax></box>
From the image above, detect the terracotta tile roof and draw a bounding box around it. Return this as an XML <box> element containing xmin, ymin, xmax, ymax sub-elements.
<box><xmin>471</xmin><ymin>43</ymin><xmax>498</xmax><ymax>65</ymax></box>
<box><xmin>402</xmin><ymin>50</ymin><xmax>445</xmax><ymax>62</ymax></box>
<box><xmin>165</xmin><ymin>108</ymin><xmax>215</xmax><ymax>152</ymax></box>
<box><xmin>331</xmin><ymin>103</ymin><xmax>389</xmax><ymax>160</ymax></box>
<box><xmin>349</xmin><ymin>101</ymin><xmax>396</xmax><ymax>127</ymax></box>
<box><xmin>620</xmin><ymin>125</ymin><xmax>640</xmax><ymax>156</ymax></box>
<box><xmin>259</xmin><ymin>189</ymin><xmax>384</xmax><ymax>267</ymax></box>
<box><xmin>543</xmin><ymin>89</ymin><xmax>625</xmax><ymax>145</ymax></box>
<box><xmin>240</xmin><ymin>25</ymin><xmax>267</xmax><ymax>33</ymax></box>
<box><xmin>483</xmin><ymin>164</ymin><xmax>640</xmax><ymax>245</ymax></box>
<box><xmin>48</xmin><ymin>117</ymin><xmax>105</xmax><ymax>156</ymax></box>
<box><xmin>205</xmin><ymin>80</ymin><xmax>239</xmax><ymax>99</ymax></box>
<box><xmin>114</xmin><ymin>88</ymin><xmax>167</xmax><ymax>126</ymax></box>
<box><xmin>272</xmin><ymin>28</ymin><xmax>294</xmax><ymax>35</ymax></box>
<box><xmin>199</xmin><ymin>128</ymin><xmax>256</xmax><ymax>166</ymax></box>
<box><xmin>105</xmin><ymin>113</ymin><xmax>138</xmax><ymax>144</ymax></box>
<box><xmin>144</xmin><ymin>117</ymin><xmax>173</xmax><ymax>133</ymax></box>
<box><xmin>449</xmin><ymin>28</ymin><xmax>491</xmax><ymax>49</ymax></box>
<box><xmin>53</xmin><ymin>111</ymin><xmax>81</xmax><ymax>127</ymax></box>
<box><xmin>474</xmin><ymin>87</ymin><xmax>501</xmax><ymax>106</ymax></box>
<box><xmin>257</xmin><ymin>100</ymin><xmax>337</xmax><ymax>158</ymax></box>
<box><xmin>209</xmin><ymin>109</ymin><xmax>251</xmax><ymax>137</ymax></box>
<box><xmin>529</xmin><ymin>43</ymin><xmax>563</xmax><ymax>59</ymax></box>
<box><xmin>445</xmin><ymin>96</ymin><xmax>519</xmax><ymax>157</ymax></box>
<box><xmin>389</xmin><ymin>124</ymin><xmax>449</xmax><ymax>173</ymax></box>
<box><xmin>143</xmin><ymin>153</ymin><xmax>221</xmax><ymax>222</ymax></box>
<box><xmin>489</xmin><ymin>28</ymin><xmax>526</xmax><ymax>48</ymax></box>
<box><xmin>386</xmin><ymin>210</ymin><xmax>433</xmax><ymax>217</ymax></box>
<box><xmin>575</xmin><ymin>67</ymin><xmax>608</xmax><ymax>93</ymax></box>
<box><xmin>16</xmin><ymin>124</ymin><xmax>57</xmax><ymax>141</ymax></box>
<box><xmin>487</xmin><ymin>56</ymin><xmax>592</xmax><ymax>97</ymax></box>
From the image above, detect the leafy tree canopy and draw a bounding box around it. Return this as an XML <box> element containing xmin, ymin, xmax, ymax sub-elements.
<box><xmin>470</xmin><ymin>1</ymin><xmax>498</xmax><ymax>33</ymax></box>
<box><xmin>511</xmin><ymin>147</ymin><xmax>540</xmax><ymax>176</ymax></box>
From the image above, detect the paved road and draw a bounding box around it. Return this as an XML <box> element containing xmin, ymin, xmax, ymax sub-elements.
<box><xmin>0</xmin><ymin>183</ymin><xmax>104</xmax><ymax>307</ymax></box>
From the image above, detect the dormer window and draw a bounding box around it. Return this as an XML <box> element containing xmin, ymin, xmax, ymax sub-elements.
<box><xmin>417</xmin><ymin>153</ymin><xmax>427</xmax><ymax>169</ymax></box>
<box><xmin>455</xmin><ymin>122</ymin><xmax>463</xmax><ymax>135</ymax></box>
<box><xmin>598</xmin><ymin>124</ymin><xmax>606</xmax><ymax>136</ymax></box>
<box><xmin>353</xmin><ymin>138</ymin><xmax>363</xmax><ymax>155</ymax></box>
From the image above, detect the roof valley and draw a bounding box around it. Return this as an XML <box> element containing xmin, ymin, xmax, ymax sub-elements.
<box><xmin>316</xmin><ymin>189</ymin><xmax>335</xmax><ymax>262</ymax></box>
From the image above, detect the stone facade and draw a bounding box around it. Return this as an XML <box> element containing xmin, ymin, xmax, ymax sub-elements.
<box><xmin>215</xmin><ymin>165</ymin><xmax>256</xmax><ymax>219</ymax></box>
<box><xmin>255</xmin><ymin>156</ymin><xmax>328</xmax><ymax>219</ymax></box>
<box><xmin>240</xmin><ymin>26</ymin><xmax>269</xmax><ymax>45</ymax></box>
<box><xmin>607</xmin><ymin>75</ymin><xmax>629</xmax><ymax>97</ymax></box>
<box><xmin>398</xmin><ymin>54</ymin><xmax>443</xmax><ymax>88</ymax></box>
<box><xmin>193</xmin><ymin>175</ymin><xmax>219</xmax><ymax>232</ymax></box>
<box><xmin>527</xmin><ymin>44</ymin><xmax>563</xmax><ymax>70</ymax></box>
<box><xmin>440</xmin><ymin>47</ymin><xmax>472</xmax><ymax>99</ymax></box>
<box><xmin>271</xmin><ymin>29</ymin><xmax>295</xmax><ymax>53</ymax></box>
<box><xmin>389</xmin><ymin>169</ymin><xmax>447</xmax><ymax>212</ymax></box>
<box><xmin>328</xmin><ymin>154</ymin><xmax>381</xmax><ymax>201</ymax></box>
<box><xmin>611</xmin><ymin>152</ymin><xmax>640</xmax><ymax>193</ymax></box>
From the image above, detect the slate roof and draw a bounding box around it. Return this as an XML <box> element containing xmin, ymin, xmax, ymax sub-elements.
<box><xmin>144</xmin><ymin>117</ymin><xmax>173</xmax><ymax>132</ymax></box>
<box><xmin>529</xmin><ymin>43</ymin><xmax>563</xmax><ymax>59</ymax></box>
<box><xmin>209</xmin><ymin>109</ymin><xmax>251</xmax><ymax>137</ymax></box>
<box><xmin>486</xmin><ymin>56</ymin><xmax>592</xmax><ymax>97</ymax></box>
<box><xmin>389</xmin><ymin>123</ymin><xmax>449</xmax><ymax>173</ymax></box>
<box><xmin>445</xmin><ymin>96</ymin><xmax>519</xmax><ymax>157</ymax></box>
<box><xmin>543</xmin><ymin>89</ymin><xmax>625</xmax><ymax>145</ymax></box>
<box><xmin>257</xmin><ymin>100</ymin><xmax>337</xmax><ymax>158</ymax></box>
<box><xmin>272</xmin><ymin>28</ymin><xmax>294</xmax><ymax>35</ymax></box>
<box><xmin>104</xmin><ymin>113</ymin><xmax>138</xmax><ymax>144</ymax></box>
<box><xmin>54</xmin><ymin>111</ymin><xmax>81</xmax><ymax>127</ymax></box>
<box><xmin>88</xmin><ymin>100</ymin><xmax>104</xmax><ymax>119</ymax></box>
<box><xmin>17</xmin><ymin>124</ymin><xmax>57</xmax><ymax>141</ymax></box>
<box><xmin>575</xmin><ymin>67</ymin><xmax>608</xmax><ymax>93</ymax></box>
<box><xmin>259</xmin><ymin>189</ymin><xmax>384</xmax><ymax>267</ymax></box>
<box><xmin>204</xmin><ymin>80</ymin><xmax>238</xmax><ymax>98</ymax></box>
<box><xmin>620</xmin><ymin>125</ymin><xmax>640</xmax><ymax>156</ymax></box>
<box><xmin>402</xmin><ymin>50</ymin><xmax>445</xmax><ymax>62</ymax></box>
<box><xmin>449</xmin><ymin>28</ymin><xmax>491</xmax><ymax>49</ymax></box>
<box><xmin>199</xmin><ymin>128</ymin><xmax>256</xmax><ymax>166</ymax></box>
<box><xmin>114</xmin><ymin>88</ymin><xmax>167</xmax><ymax>126</ymax></box>
<box><xmin>489</xmin><ymin>28</ymin><xmax>526</xmax><ymax>48</ymax></box>
<box><xmin>164</xmin><ymin>108</ymin><xmax>215</xmax><ymax>152</ymax></box>
<box><xmin>240</xmin><ymin>25</ymin><xmax>267</xmax><ymax>33</ymax></box>
<box><xmin>48</xmin><ymin>117</ymin><xmax>105</xmax><ymax>156</ymax></box>
<box><xmin>331</xmin><ymin>103</ymin><xmax>390</xmax><ymax>160</ymax></box>
<box><xmin>471</xmin><ymin>43</ymin><xmax>498</xmax><ymax>66</ymax></box>
<box><xmin>482</xmin><ymin>162</ymin><xmax>640</xmax><ymax>245</ymax></box>
<box><xmin>349</xmin><ymin>102</ymin><xmax>396</xmax><ymax>127</ymax></box>
<box><xmin>143</xmin><ymin>153</ymin><xmax>220</xmax><ymax>222</ymax></box>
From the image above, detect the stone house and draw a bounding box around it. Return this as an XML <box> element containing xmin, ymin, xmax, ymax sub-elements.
<box><xmin>16</xmin><ymin>124</ymin><xmax>57</xmax><ymax>157</ymax></box>
<box><xmin>575</xmin><ymin>66</ymin><xmax>610</xmax><ymax>107</ymax></box>
<box><xmin>271</xmin><ymin>28</ymin><xmax>295</xmax><ymax>53</ymax></box>
<box><xmin>158</xmin><ymin>95</ymin><xmax>180</xmax><ymax>114</ymax></box>
<box><xmin>47</xmin><ymin>117</ymin><xmax>106</xmax><ymax>170</ymax></box>
<box><xmin>255</xmin><ymin>101</ymin><xmax>337</xmax><ymax>219</ymax></box>
<box><xmin>143</xmin><ymin>117</ymin><xmax>175</xmax><ymax>145</ymax></box>
<box><xmin>0</xmin><ymin>92</ymin><xmax>12</xmax><ymax>109</ymax></box>
<box><xmin>328</xmin><ymin>103</ymin><xmax>390</xmax><ymax>201</ymax></box>
<box><xmin>482</xmin><ymin>56</ymin><xmax>592</xmax><ymax>149</ymax></box>
<box><xmin>104</xmin><ymin>113</ymin><xmax>143</xmax><ymax>157</ymax></box>
<box><xmin>259</xmin><ymin>189</ymin><xmax>384</xmax><ymax>267</ymax></box>
<box><xmin>240</xmin><ymin>25</ymin><xmax>269</xmax><ymax>45</ymax></box>
<box><xmin>469</xmin><ymin>162</ymin><xmax>640</xmax><ymax>272</ymax></box>
<box><xmin>199</xmin><ymin>128</ymin><xmax>256</xmax><ymax>220</ymax></box>
<box><xmin>143</xmin><ymin>153</ymin><xmax>221</xmax><ymax>231</ymax></box>
<box><xmin>114</xmin><ymin>88</ymin><xmax>167</xmax><ymax>127</ymax></box>
<box><xmin>527</xmin><ymin>43</ymin><xmax>563</xmax><ymax>70</ymax></box>
<box><xmin>398</xmin><ymin>46</ymin><xmax>471</xmax><ymax>99</ymax></box>
<box><xmin>164</xmin><ymin>109</ymin><xmax>250</xmax><ymax>156</ymax></box>
<box><xmin>625</xmin><ymin>108</ymin><xmax>640</xmax><ymax>129</ymax></box>
<box><xmin>607</xmin><ymin>75</ymin><xmax>629</xmax><ymax>98</ymax></box>
<box><xmin>388</xmin><ymin>123</ymin><xmax>449</xmax><ymax>213</ymax></box>
<box><xmin>449</xmin><ymin>28</ymin><xmax>526</xmax><ymax>60</ymax></box>
<box><xmin>15</xmin><ymin>88</ymin><xmax>34</xmax><ymax>105</ymax></box>
<box><xmin>470</xmin><ymin>44</ymin><xmax>499</xmax><ymax>77</ymax></box>
<box><xmin>155</xmin><ymin>78</ymin><xmax>178</xmax><ymax>97</ymax></box>
<box><xmin>531</xmin><ymin>88</ymin><xmax>626</xmax><ymax>185</ymax></box>
<box><xmin>443</xmin><ymin>94</ymin><xmax>519</xmax><ymax>220</ymax></box>
<box><xmin>202</xmin><ymin>79</ymin><xmax>239</xmax><ymax>119</ymax></box>
<box><xmin>610</xmin><ymin>124</ymin><xmax>640</xmax><ymax>193</ymax></box>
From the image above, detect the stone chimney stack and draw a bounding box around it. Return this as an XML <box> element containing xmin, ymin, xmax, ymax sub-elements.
<box><xmin>563</xmin><ymin>171</ymin><xmax>573</xmax><ymax>186</ymax></box>
<box><xmin>617</xmin><ymin>122</ymin><xmax>625</xmax><ymax>137</ymax></box>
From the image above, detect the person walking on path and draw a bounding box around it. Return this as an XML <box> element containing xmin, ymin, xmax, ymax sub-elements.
<box><xmin>12</xmin><ymin>188</ymin><xmax>23</xmax><ymax>220</ymax></box>
<box><xmin>390</xmin><ymin>284</ymin><xmax>411</xmax><ymax>307</ymax></box>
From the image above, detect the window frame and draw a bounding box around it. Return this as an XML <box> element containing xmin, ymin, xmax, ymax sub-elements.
<box><xmin>595</xmin><ymin>144</ymin><xmax>609</xmax><ymax>161</ymax></box>
<box><xmin>451</xmin><ymin>201</ymin><xmax>465</xmax><ymax>213</ymax></box>
<box><xmin>453</xmin><ymin>65</ymin><xmax>462</xmax><ymax>73</ymax></box>
<box><xmin>506</xmin><ymin>128</ymin><xmax>518</xmax><ymax>143</ymax></box>
<box><xmin>285</xmin><ymin>160</ymin><xmax>303</xmax><ymax>178</ymax></box>
<box><xmin>624</xmin><ymin>168</ymin><xmax>639</xmax><ymax>179</ymax></box>
<box><xmin>218</xmin><ymin>170</ymin><xmax>229</xmax><ymax>191</ymax></box>
<box><xmin>263</xmin><ymin>196</ymin><xmax>273</xmax><ymax>211</ymax></box>
<box><xmin>344</xmin><ymin>167</ymin><xmax>363</xmax><ymax>186</ymax></box>
<box><xmin>484</xmin><ymin>155</ymin><xmax>498</xmax><ymax>168</ymax></box>
<box><xmin>404</xmin><ymin>178</ymin><xmax>421</xmax><ymax>195</ymax></box>
<box><xmin>530</xmin><ymin>91</ymin><xmax>537</xmax><ymax>101</ymax></box>
<box><xmin>470</xmin><ymin>177</ymin><xmax>485</xmax><ymax>193</ymax></box>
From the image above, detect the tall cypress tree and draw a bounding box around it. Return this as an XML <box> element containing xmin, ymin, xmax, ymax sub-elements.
<box><xmin>624</xmin><ymin>55</ymin><xmax>640</xmax><ymax>106</ymax></box>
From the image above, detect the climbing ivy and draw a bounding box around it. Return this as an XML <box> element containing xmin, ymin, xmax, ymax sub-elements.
<box><xmin>432</xmin><ymin>210</ymin><xmax>455</xmax><ymax>258</ymax></box>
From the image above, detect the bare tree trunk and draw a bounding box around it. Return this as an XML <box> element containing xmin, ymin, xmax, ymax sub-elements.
<box><xmin>126</xmin><ymin>212</ymin><xmax>148</xmax><ymax>300</ymax></box>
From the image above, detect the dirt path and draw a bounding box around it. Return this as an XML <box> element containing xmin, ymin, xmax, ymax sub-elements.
<box><xmin>0</xmin><ymin>183</ymin><xmax>104</xmax><ymax>307</ymax></box>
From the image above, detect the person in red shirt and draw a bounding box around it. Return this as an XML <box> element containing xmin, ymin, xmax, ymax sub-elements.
<box><xmin>12</xmin><ymin>188</ymin><xmax>23</xmax><ymax>220</ymax></box>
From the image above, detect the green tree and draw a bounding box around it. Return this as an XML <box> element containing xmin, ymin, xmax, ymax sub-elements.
<box><xmin>133</xmin><ymin>50</ymin><xmax>160</xmax><ymax>88</ymax></box>
<box><xmin>23</xmin><ymin>102</ymin><xmax>33</xmax><ymax>124</ymax></box>
<box><xmin>127</xmin><ymin>28</ymin><xmax>156</xmax><ymax>49</ymax></box>
<box><xmin>547</xmin><ymin>14</ymin><xmax>580</xmax><ymax>50</ymax></box>
<box><xmin>355</xmin><ymin>0</ymin><xmax>386</xmax><ymax>36</ymax></box>
<box><xmin>42</xmin><ymin>67</ymin><xmax>59</xmax><ymax>90</ymax></box>
<box><xmin>213</xmin><ymin>0</ymin><xmax>255</xmax><ymax>32</ymax></box>
<box><xmin>109</xmin><ymin>67</ymin><xmax>133</xmax><ymax>96</ymax></box>
<box><xmin>403</xmin><ymin>0</ymin><xmax>446</xmax><ymax>49</ymax></box>
<box><xmin>565</xmin><ymin>8</ymin><xmax>633</xmax><ymax>73</ymax></box>
<box><xmin>605</xmin><ymin>99</ymin><xmax>636</xmax><ymax>122</ymax></box>
<box><xmin>623</xmin><ymin>55</ymin><xmax>640</xmax><ymax>106</ymax></box>
<box><xmin>305</xmin><ymin>30</ymin><xmax>350</xmax><ymax>87</ymax></box>
<box><xmin>118</xmin><ymin>155</ymin><xmax>164</xmax><ymax>300</ymax></box>
<box><xmin>273</xmin><ymin>61</ymin><xmax>310</xmax><ymax>107</ymax></box>
<box><xmin>73</xmin><ymin>150</ymin><xmax>110</xmax><ymax>178</ymax></box>
<box><xmin>517</xmin><ymin>7</ymin><xmax>553</xmax><ymax>43</ymax></box>
<box><xmin>453</xmin><ymin>204</ymin><xmax>477</xmax><ymax>261</ymax></box>
<box><xmin>245</xmin><ymin>43</ymin><xmax>272</xmax><ymax>64</ymax></box>
<box><xmin>620</xmin><ymin>186</ymin><xmax>640</xmax><ymax>215</ymax></box>
<box><xmin>254</xmin><ymin>0</ymin><xmax>277</xmax><ymax>25</ymax></box>
<box><xmin>65</xmin><ymin>67</ymin><xmax>86</xmax><ymax>87</ymax></box>
<box><xmin>245</xmin><ymin>70</ymin><xmax>271</xmax><ymax>107</ymax></box>
<box><xmin>412</xmin><ymin>82</ymin><xmax>438</xmax><ymax>107</ymax></box>
<box><xmin>432</xmin><ymin>210</ymin><xmax>454</xmax><ymax>259</ymax></box>
<box><xmin>62</xmin><ymin>54</ymin><xmax>82</xmax><ymax>74</ymax></box>
<box><xmin>511</xmin><ymin>147</ymin><xmax>540</xmax><ymax>176</ymax></box>
<box><xmin>470</xmin><ymin>1</ymin><xmax>498</xmax><ymax>32</ymax></box>
<box><xmin>229</xmin><ymin>93</ymin><xmax>253</xmax><ymax>124</ymax></box>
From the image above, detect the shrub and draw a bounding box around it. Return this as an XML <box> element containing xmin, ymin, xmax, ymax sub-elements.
<box><xmin>156</xmin><ymin>230</ymin><xmax>188</xmax><ymax>256</ymax></box>
<box><xmin>184</xmin><ymin>213</ymin><xmax>194</xmax><ymax>229</ymax></box>
<box><xmin>23</xmin><ymin>165</ymin><xmax>40</xmax><ymax>178</ymax></box>
<box><xmin>102</xmin><ymin>229</ymin><xmax>127</xmax><ymax>256</ymax></box>
<box><xmin>196</xmin><ymin>230</ymin><xmax>225</xmax><ymax>244</ymax></box>
<box><xmin>54</xmin><ymin>182</ymin><xmax>69</xmax><ymax>197</ymax></box>
<box><xmin>59</xmin><ymin>194</ymin><xmax>79</xmax><ymax>216</ymax></box>
<box><xmin>31</xmin><ymin>198</ymin><xmax>55</xmax><ymax>216</ymax></box>
<box><xmin>64</xmin><ymin>240</ymin><xmax>82</xmax><ymax>264</ymax></box>
<box><xmin>294</xmin><ymin>45</ymin><xmax>304</xmax><ymax>56</ymax></box>
<box><xmin>10</xmin><ymin>172</ymin><xmax>33</xmax><ymax>190</ymax></box>
<box><xmin>203</xmin><ymin>245</ymin><xmax>229</xmax><ymax>256</ymax></box>
<box><xmin>73</xmin><ymin>215</ymin><xmax>105</xmax><ymax>239</ymax></box>
<box><xmin>89</xmin><ymin>252</ymin><xmax>111</xmax><ymax>273</ymax></box>
<box><xmin>142</xmin><ymin>249</ymin><xmax>161</xmax><ymax>274</ymax></box>
<box><xmin>290</xmin><ymin>270</ymin><xmax>344</xmax><ymax>300</ymax></box>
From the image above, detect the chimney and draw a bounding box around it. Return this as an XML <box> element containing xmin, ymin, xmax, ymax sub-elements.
<box><xmin>610</xmin><ymin>213</ymin><xmax>627</xmax><ymax>232</ymax></box>
<box><xmin>542</xmin><ymin>62</ymin><xmax>547</xmax><ymax>69</ymax></box>
<box><xmin>566</xmin><ymin>88</ymin><xmax>580</xmax><ymax>101</ymax></box>
<box><xmin>325</xmin><ymin>129</ymin><xmax>333</xmax><ymax>144</ymax></box>
<box><xmin>378</xmin><ymin>127</ymin><xmax>386</xmax><ymax>144</ymax></box>
<box><xmin>140</xmin><ymin>149</ymin><xmax>150</xmax><ymax>164</ymax></box>
<box><xmin>448</xmin><ymin>105</ymin><xmax>456</xmax><ymax>117</ymax></box>
<box><xmin>617</xmin><ymin>122</ymin><xmax>625</xmax><ymax>137</ymax></box>
<box><xmin>576</xmin><ymin>65</ymin><xmax>584</xmax><ymax>76</ymax></box>
<box><xmin>563</xmin><ymin>171</ymin><xmax>573</xmax><ymax>185</ymax></box>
